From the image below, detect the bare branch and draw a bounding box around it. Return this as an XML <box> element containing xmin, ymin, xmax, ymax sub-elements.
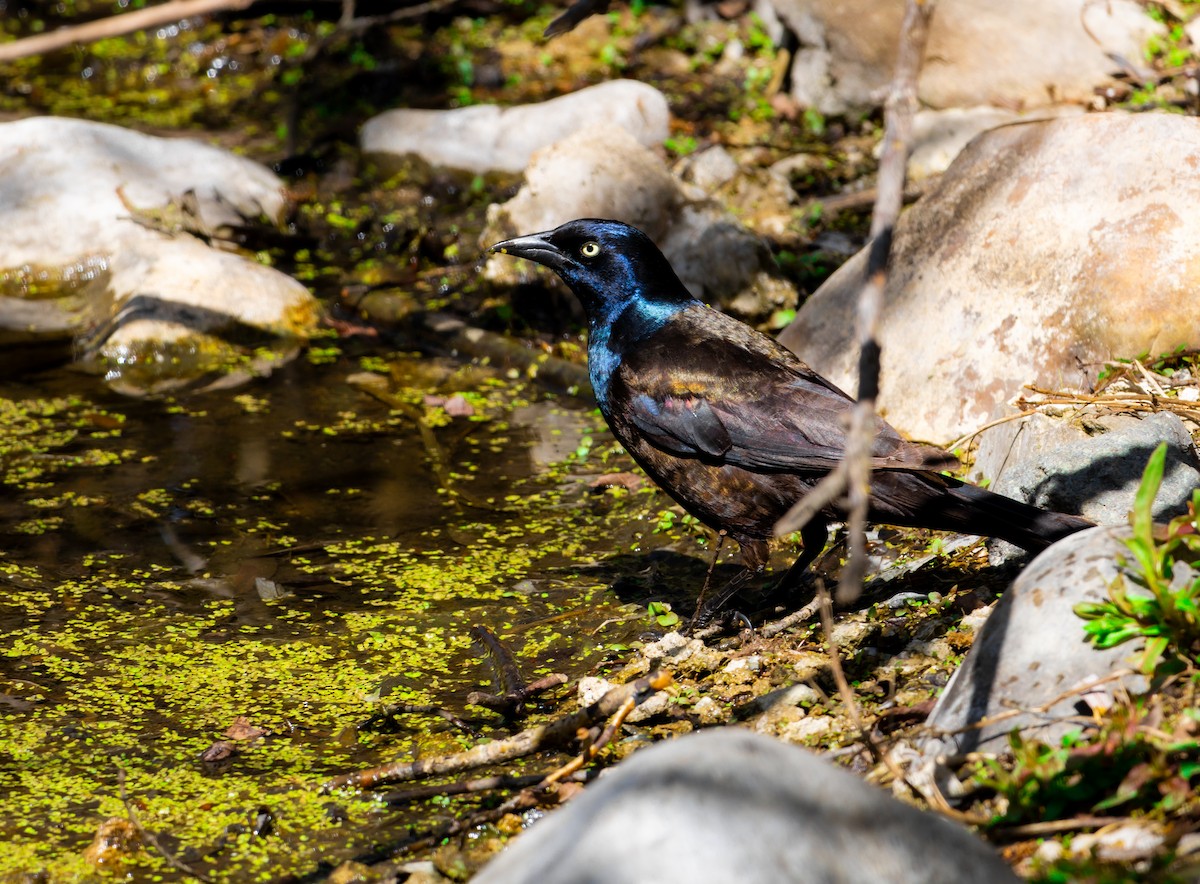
<box><xmin>774</xmin><ymin>2</ymin><xmax>937</xmax><ymax>576</ymax></box>
<box><xmin>0</xmin><ymin>0</ymin><xmax>256</xmax><ymax>63</ymax></box>
<box><xmin>838</xmin><ymin>0</ymin><xmax>937</xmax><ymax>604</ymax></box>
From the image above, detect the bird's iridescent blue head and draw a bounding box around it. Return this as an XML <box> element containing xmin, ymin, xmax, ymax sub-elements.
<box><xmin>488</xmin><ymin>219</ymin><xmax>695</xmax><ymax>327</ymax></box>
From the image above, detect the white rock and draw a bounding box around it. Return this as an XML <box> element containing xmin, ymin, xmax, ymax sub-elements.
<box><xmin>0</xmin><ymin>117</ymin><xmax>286</xmax><ymax>268</ymax></box>
<box><xmin>906</xmin><ymin>106</ymin><xmax>1083</xmax><ymax>179</ymax></box>
<box><xmin>482</xmin><ymin>124</ymin><xmax>683</xmax><ymax>252</ymax></box>
<box><xmin>482</xmin><ymin>126</ymin><xmax>794</xmax><ymax>313</ymax></box>
<box><xmin>779</xmin><ymin>715</ymin><xmax>834</xmax><ymax>741</ymax></box>
<box><xmin>361</xmin><ymin>80</ymin><xmax>670</xmax><ymax>174</ymax></box>
<box><xmin>92</xmin><ymin>237</ymin><xmax>316</xmax><ymax>395</ymax></box>
<box><xmin>723</xmin><ymin>655</ymin><xmax>762</xmax><ymax>673</ymax></box>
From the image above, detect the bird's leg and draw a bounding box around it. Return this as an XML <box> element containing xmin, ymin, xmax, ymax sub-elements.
<box><xmin>686</xmin><ymin>540</ymin><xmax>768</xmax><ymax>632</ymax></box>
<box><xmin>773</xmin><ymin>517</ymin><xmax>830</xmax><ymax>595</ymax></box>
<box><xmin>688</xmin><ymin>520</ymin><xmax>831</xmax><ymax>632</ymax></box>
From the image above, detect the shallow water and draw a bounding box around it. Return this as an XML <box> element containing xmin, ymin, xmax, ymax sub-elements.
<box><xmin>0</xmin><ymin>349</ymin><xmax>720</xmax><ymax>880</ymax></box>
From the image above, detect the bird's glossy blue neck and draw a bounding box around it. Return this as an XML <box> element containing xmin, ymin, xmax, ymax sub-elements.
<box><xmin>588</xmin><ymin>296</ymin><xmax>684</xmax><ymax>404</ymax></box>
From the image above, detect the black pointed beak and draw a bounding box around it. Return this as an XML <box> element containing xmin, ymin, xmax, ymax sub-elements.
<box><xmin>488</xmin><ymin>231</ymin><xmax>568</xmax><ymax>271</ymax></box>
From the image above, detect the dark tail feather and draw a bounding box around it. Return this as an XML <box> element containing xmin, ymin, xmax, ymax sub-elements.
<box><xmin>871</xmin><ymin>472</ymin><xmax>1095</xmax><ymax>552</ymax></box>
<box><xmin>939</xmin><ymin>480</ymin><xmax>1094</xmax><ymax>551</ymax></box>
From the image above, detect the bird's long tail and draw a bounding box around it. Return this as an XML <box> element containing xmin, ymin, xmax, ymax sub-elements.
<box><xmin>875</xmin><ymin>472</ymin><xmax>1094</xmax><ymax>552</ymax></box>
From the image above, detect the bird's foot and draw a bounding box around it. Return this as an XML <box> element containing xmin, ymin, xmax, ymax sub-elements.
<box><xmin>684</xmin><ymin>604</ymin><xmax>753</xmax><ymax>638</ymax></box>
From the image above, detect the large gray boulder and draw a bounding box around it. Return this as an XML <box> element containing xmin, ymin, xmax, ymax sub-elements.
<box><xmin>0</xmin><ymin>116</ymin><xmax>318</xmax><ymax>395</ymax></box>
<box><xmin>474</xmin><ymin>728</ymin><xmax>1019</xmax><ymax>884</ymax></box>
<box><xmin>774</xmin><ymin>0</ymin><xmax>1161</xmax><ymax>115</ymax></box>
<box><xmin>779</xmin><ymin>113</ymin><xmax>1200</xmax><ymax>444</ymax></box>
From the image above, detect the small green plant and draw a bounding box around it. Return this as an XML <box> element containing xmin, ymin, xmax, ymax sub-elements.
<box><xmin>647</xmin><ymin>600</ymin><xmax>680</xmax><ymax>628</ymax></box>
<box><xmin>1075</xmin><ymin>442</ymin><xmax>1200</xmax><ymax>676</ymax></box>
<box><xmin>654</xmin><ymin>508</ymin><xmax>678</xmax><ymax>533</ymax></box>
<box><xmin>1145</xmin><ymin>23</ymin><xmax>1194</xmax><ymax>68</ymax></box>
<box><xmin>663</xmin><ymin>135</ymin><xmax>699</xmax><ymax>157</ymax></box>
<box><xmin>802</xmin><ymin>107</ymin><xmax>826</xmax><ymax>136</ymax></box>
<box><xmin>971</xmin><ymin>702</ymin><xmax>1195</xmax><ymax>827</ymax></box>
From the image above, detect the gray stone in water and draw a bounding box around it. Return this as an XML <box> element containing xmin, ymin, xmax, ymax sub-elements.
<box><xmin>473</xmin><ymin>728</ymin><xmax>1019</xmax><ymax>884</ymax></box>
<box><xmin>923</xmin><ymin>526</ymin><xmax>1149</xmax><ymax>759</ymax></box>
<box><xmin>360</xmin><ymin>80</ymin><xmax>670</xmax><ymax>174</ymax></box>
<box><xmin>972</xmin><ymin>410</ymin><xmax>1200</xmax><ymax>526</ymax></box>
<box><xmin>0</xmin><ymin>116</ymin><xmax>318</xmax><ymax>395</ymax></box>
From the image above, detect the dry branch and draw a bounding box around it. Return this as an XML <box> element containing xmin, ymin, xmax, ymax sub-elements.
<box><xmin>838</xmin><ymin>0</ymin><xmax>937</xmax><ymax>604</ymax></box>
<box><xmin>0</xmin><ymin>0</ymin><xmax>256</xmax><ymax>63</ymax></box>
<box><xmin>774</xmin><ymin>0</ymin><xmax>936</xmax><ymax>606</ymax></box>
<box><xmin>380</xmin><ymin>770</ymin><xmax>588</xmax><ymax>805</ymax></box>
<box><xmin>322</xmin><ymin>671</ymin><xmax>672</xmax><ymax>792</ymax></box>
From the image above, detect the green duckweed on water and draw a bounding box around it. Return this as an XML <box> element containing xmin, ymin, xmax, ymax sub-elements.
<box><xmin>0</xmin><ymin>355</ymin><xmax>705</xmax><ymax>881</ymax></box>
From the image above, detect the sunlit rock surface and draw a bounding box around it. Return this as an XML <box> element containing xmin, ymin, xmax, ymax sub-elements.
<box><xmin>771</xmin><ymin>0</ymin><xmax>1161</xmax><ymax>115</ymax></box>
<box><xmin>473</xmin><ymin>728</ymin><xmax>1020</xmax><ymax>884</ymax></box>
<box><xmin>780</xmin><ymin>113</ymin><xmax>1200</xmax><ymax>444</ymax></box>
<box><xmin>361</xmin><ymin>79</ymin><xmax>670</xmax><ymax>174</ymax></box>
<box><xmin>0</xmin><ymin>116</ymin><xmax>318</xmax><ymax>395</ymax></box>
<box><xmin>905</xmin><ymin>105</ymin><xmax>1084</xmax><ymax>180</ymax></box>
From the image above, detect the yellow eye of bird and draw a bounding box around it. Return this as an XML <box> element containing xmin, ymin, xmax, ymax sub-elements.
<box><xmin>581</xmin><ymin>241</ymin><xmax>601</xmax><ymax>258</ymax></box>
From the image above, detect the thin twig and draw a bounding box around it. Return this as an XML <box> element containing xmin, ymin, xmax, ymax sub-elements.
<box><xmin>340</xmin><ymin>0</ymin><xmax>461</xmax><ymax>31</ymax></box>
<box><xmin>944</xmin><ymin>409</ymin><xmax>1039</xmax><ymax>457</ymax></box>
<box><xmin>368</xmin><ymin>702</ymin><xmax>477</xmax><ymax>735</ymax></box>
<box><xmin>362</xmin><ymin>695</ymin><xmax>636</xmax><ymax>874</ymax></box>
<box><xmin>1130</xmin><ymin>358</ymin><xmax>1167</xmax><ymax>398</ymax></box>
<box><xmin>816</xmin><ymin>581</ymin><xmax>865</xmax><ymax>735</ymax></box>
<box><xmin>923</xmin><ymin>670</ymin><xmax>1136</xmax><ymax>740</ymax></box>
<box><xmin>467</xmin><ymin>674</ymin><xmax>569</xmax><ymax>714</ymax></box>
<box><xmin>797</xmin><ymin>180</ymin><xmax>931</xmax><ymax>221</ymax></box>
<box><xmin>1018</xmin><ymin>389</ymin><xmax>1200</xmax><ymax>425</ymax></box>
<box><xmin>837</xmin><ymin>0</ymin><xmax>937</xmax><ymax>605</ymax></box>
<box><xmin>380</xmin><ymin>771</ymin><xmax>588</xmax><ymax>805</ymax></box>
<box><xmin>773</xmin><ymin>466</ymin><xmax>848</xmax><ymax>536</ymax></box>
<box><xmin>690</xmin><ymin>531</ymin><xmax>728</xmax><ymax>618</ymax></box>
<box><xmin>760</xmin><ymin>596</ymin><xmax>822</xmax><ymax>638</ymax></box>
<box><xmin>0</xmin><ymin>0</ymin><xmax>256</xmax><ymax>63</ymax></box>
<box><xmin>994</xmin><ymin>815</ymin><xmax>1132</xmax><ymax>838</ymax></box>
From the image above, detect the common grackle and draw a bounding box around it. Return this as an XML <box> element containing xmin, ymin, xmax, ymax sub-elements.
<box><xmin>490</xmin><ymin>219</ymin><xmax>1093</xmax><ymax>623</ymax></box>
